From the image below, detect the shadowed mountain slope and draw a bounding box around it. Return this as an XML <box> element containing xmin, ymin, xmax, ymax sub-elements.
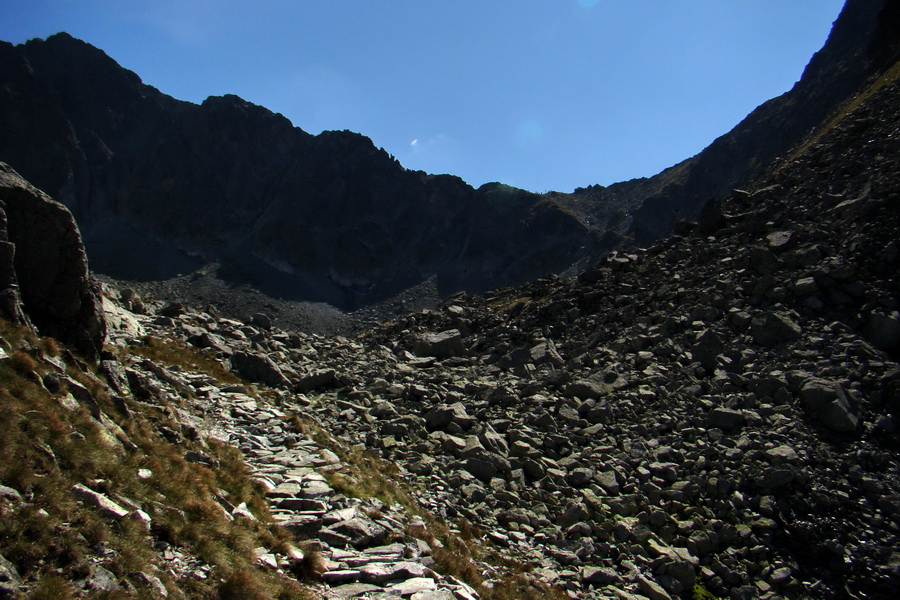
<box><xmin>0</xmin><ymin>0</ymin><xmax>897</xmax><ymax>317</ymax></box>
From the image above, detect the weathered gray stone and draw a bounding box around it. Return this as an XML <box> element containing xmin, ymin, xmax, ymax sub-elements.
<box><xmin>322</xmin><ymin>518</ymin><xmax>388</xmax><ymax>550</ymax></box>
<box><xmin>530</xmin><ymin>341</ymin><xmax>565</xmax><ymax>367</ymax></box>
<box><xmin>0</xmin><ymin>486</ymin><xmax>22</xmax><ymax>502</ymax></box>
<box><xmin>765</xmin><ymin>445</ymin><xmax>799</xmax><ymax>464</ymax></box>
<box><xmin>800</xmin><ymin>378</ymin><xmax>859</xmax><ymax>432</ymax></box>
<box><xmin>707</xmin><ymin>407</ymin><xmax>744</xmax><ymax>430</ymax></box>
<box><xmin>638</xmin><ymin>574</ymin><xmax>673</xmax><ymax>600</ymax></box>
<box><xmin>71</xmin><ymin>484</ymin><xmax>130</xmax><ymax>519</ymax></box>
<box><xmin>296</xmin><ymin>369</ymin><xmax>337</xmax><ymax>392</ymax></box>
<box><xmin>230</xmin><ymin>351</ymin><xmax>290</xmax><ymax>388</ymax></box>
<box><xmin>582</xmin><ymin>566</ymin><xmax>620</xmax><ymax>585</ymax></box>
<box><xmin>386</xmin><ymin>577</ymin><xmax>438</xmax><ymax>596</ymax></box>
<box><xmin>0</xmin><ymin>163</ymin><xmax>106</xmax><ymax>360</ymax></box>
<box><xmin>424</xmin><ymin>403</ymin><xmax>474</xmax><ymax>431</ymax></box>
<box><xmin>358</xmin><ymin>561</ymin><xmax>431</xmax><ymax>585</ymax></box>
<box><xmin>411</xmin><ymin>330</ymin><xmax>465</xmax><ymax>359</ymax></box>
<box><xmin>751</xmin><ymin>312</ymin><xmax>802</xmax><ymax>346</ymax></box>
<box><xmin>566</xmin><ymin>467</ymin><xmax>595</xmax><ymax>487</ymax></box>
<box><xmin>865</xmin><ymin>311</ymin><xmax>900</xmax><ymax>351</ymax></box>
<box><xmin>749</xmin><ymin>247</ymin><xmax>782</xmax><ymax>275</ymax></box>
<box><xmin>564</xmin><ymin>379</ymin><xmax>610</xmax><ymax>400</ymax></box>
<box><xmin>464</xmin><ymin>450</ymin><xmax>511</xmax><ymax>483</ymax></box>
<box><xmin>693</xmin><ymin>329</ymin><xmax>724</xmax><ymax>372</ymax></box>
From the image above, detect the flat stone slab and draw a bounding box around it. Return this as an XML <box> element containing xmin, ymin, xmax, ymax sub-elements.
<box><xmin>358</xmin><ymin>561</ymin><xmax>432</xmax><ymax>585</ymax></box>
<box><xmin>410</xmin><ymin>592</ymin><xmax>456</xmax><ymax>600</ymax></box>
<box><xmin>269</xmin><ymin>482</ymin><xmax>302</xmax><ymax>497</ymax></box>
<box><xmin>301</xmin><ymin>480</ymin><xmax>335</xmax><ymax>499</ymax></box>
<box><xmin>330</xmin><ymin>583</ymin><xmax>383</xmax><ymax>598</ymax></box>
<box><xmin>386</xmin><ymin>577</ymin><xmax>438</xmax><ymax>595</ymax></box>
<box><xmin>275</xmin><ymin>514</ymin><xmax>322</xmax><ymax>538</ymax></box>
<box><xmin>71</xmin><ymin>484</ymin><xmax>130</xmax><ymax>519</ymax></box>
<box><xmin>322</xmin><ymin>570</ymin><xmax>362</xmax><ymax>585</ymax></box>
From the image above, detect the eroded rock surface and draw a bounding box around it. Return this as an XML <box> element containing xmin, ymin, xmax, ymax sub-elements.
<box><xmin>0</xmin><ymin>162</ymin><xmax>105</xmax><ymax>360</ymax></box>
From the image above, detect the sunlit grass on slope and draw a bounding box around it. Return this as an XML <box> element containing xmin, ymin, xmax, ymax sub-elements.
<box><xmin>789</xmin><ymin>58</ymin><xmax>900</xmax><ymax>161</ymax></box>
<box><xmin>0</xmin><ymin>319</ymin><xmax>310</xmax><ymax>599</ymax></box>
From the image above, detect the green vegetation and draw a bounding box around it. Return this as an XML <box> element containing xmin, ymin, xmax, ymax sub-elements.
<box><xmin>693</xmin><ymin>582</ymin><xmax>723</xmax><ymax>600</ymax></box>
<box><xmin>0</xmin><ymin>319</ymin><xmax>310</xmax><ymax>599</ymax></box>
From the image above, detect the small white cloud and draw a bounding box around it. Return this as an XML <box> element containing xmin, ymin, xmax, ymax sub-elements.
<box><xmin>410</xmin><ymin>139</ymin><xmax>419</xmax><ymax>148</ymax></box>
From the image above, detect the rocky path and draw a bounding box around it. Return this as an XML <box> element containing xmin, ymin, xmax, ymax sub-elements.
<box><xmin>107</xmin><ymin>313</ymin><xmax>482</xmax><ymax>600</ymax></box>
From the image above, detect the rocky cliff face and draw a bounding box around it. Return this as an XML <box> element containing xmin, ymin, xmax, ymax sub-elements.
<box><xmin>0</xmin><ymin>35</ymin><xmax>595</xmax><ymax>311</ymax></box>
<box><xmin>551</xmin><ymin>0</ymin><xmax>900</xmax><ymax>252</ymax></box>
<box><xmin>0</xmin><ymin>162</ymin><xmax>105</xmax><ymax>360</ymax></box>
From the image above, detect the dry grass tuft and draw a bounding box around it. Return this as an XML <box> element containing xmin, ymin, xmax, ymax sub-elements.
<box><xmin>0</xmin><ymin>318</ymin><xmax>312</xmax><ymax>599</ymax></box>
<box><xmin>128</xmin><ymin>335</ymin><xmax>247</xmax><ymax>389</ymax></box>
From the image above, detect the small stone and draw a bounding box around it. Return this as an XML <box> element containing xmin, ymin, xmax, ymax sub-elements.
<box><xmin>764</xmin><ymin>445</ymin><xmax>799</xmax><ymax>464</ymax></box>
<box><xmin>71</xmin><ymin>484</ymin><xmax>130</xmax><ymax>520</ymax></box>
<box><xmin>0</xmin><ymin>485</ymin><xmax>23</xmax><ymax>502</ymax></box>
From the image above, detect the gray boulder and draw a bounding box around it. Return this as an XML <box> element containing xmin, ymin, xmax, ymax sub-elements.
<box><xmin>0</xmin><ymin>163</ymin><xmax>106</xmax><ymax>360</ymax></box>
<box><xmin>411</xmin><ymin>329</ymin><xmax>465</xmax><ymax>359</ymax></box>
<box><xmin>693</xmin><ymin>329</ymin><xmax>724</xmax><ymax>372</ymax></box>
<box><xmin>424</xmin><ymin>402</ymin><xmax>475</xmax><ymax>431</ymax></box>
<box><xmin>751</xmin><ymin>311</ymin><xmax>802</xmax><ymax>346</ymax></box>
<box><xmin>707</xmin><ymin>407</ymin><xmax>745</xmax><ymax>430</ymax></box>
<box><xmin>230</xmin><ymin>351</ymin><xmax>291</xmax><ymax>388</ymax></box>
<box><xmin>865</xmin><ymin>311</ymin><xmax>900</xmax><ymax>351</ymax></box>
<box><xmin>799</xmin><ymin>377</ymin><xmax>860</xmax><ymax>432</ymax></box>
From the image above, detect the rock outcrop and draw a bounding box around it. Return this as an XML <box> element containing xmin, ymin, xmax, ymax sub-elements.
<box><xmin>0</xmin><ymin>162</ymin><xmax>105</xmax><ymax>360</ymax></box>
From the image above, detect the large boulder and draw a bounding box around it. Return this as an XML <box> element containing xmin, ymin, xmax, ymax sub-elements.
<box><xmin>411</xmin><ymin>329</ymin><xmax>466</xmax><ymax>359</ymax></box>
<box><xmin>751</xmin><ymin>311</ymin><xmax>802</xmax><ymax>346</ymax></box>
<box><xmin>799</xmin><ymin>377</ymin><xmax>860</xmax><ymax>433</ymax></box>
<box><xmin>0</xmin><ymin>163</ymin><xmax>105</xmax><ymax>360</ymax></box>
<box><xmin>230</xmin><ymin>351</ymin><xmax>291</xmax><ymax>388</ymax></box>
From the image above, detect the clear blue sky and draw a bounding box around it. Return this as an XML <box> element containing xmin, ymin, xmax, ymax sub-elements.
<box><xmin>2</xmin><ymin>1</ymin><xmax>844</xmax><ymax>193</ymax></box>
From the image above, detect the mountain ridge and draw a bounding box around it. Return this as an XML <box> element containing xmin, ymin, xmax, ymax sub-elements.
<box><xmin>1</xmin><ymin>0</ymin><xmax>897</xmax><ymax>315</ymax></box>
<box><xmin>0</xmin><ymin>32</ymin><xmax>597</xmax><ymax>311</ymax></box>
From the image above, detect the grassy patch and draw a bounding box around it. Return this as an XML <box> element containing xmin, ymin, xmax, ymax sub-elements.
<box><xmin>789</xmin><ymin>59</ymin><xmax>900</xmax><ymax>161</ymax></box>
<box><xmin>127</xmin><ymin>335</ymin><xmax>247</xmax><ymax>389</ymax></box>
<box><xmin>693</xmin><ymin>582</ymin><xmax>723</xmax><ymax>600</ymax></box>
<box><xmin>0</xmin><ymin>318</ymin><xmax>310</xmax><ymax>599</ymax></box>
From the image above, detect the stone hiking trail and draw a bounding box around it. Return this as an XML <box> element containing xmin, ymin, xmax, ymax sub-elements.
<box><xmin>103</xmin><ymin>306</ymin><xmax>481</xmax><ymax>600</ymax></box>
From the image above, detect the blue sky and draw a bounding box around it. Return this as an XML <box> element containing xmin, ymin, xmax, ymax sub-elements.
<box><xmin>2</xmin><ymin>1</ymin><xmax>844</xmax><ymax>193</ymax></box>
